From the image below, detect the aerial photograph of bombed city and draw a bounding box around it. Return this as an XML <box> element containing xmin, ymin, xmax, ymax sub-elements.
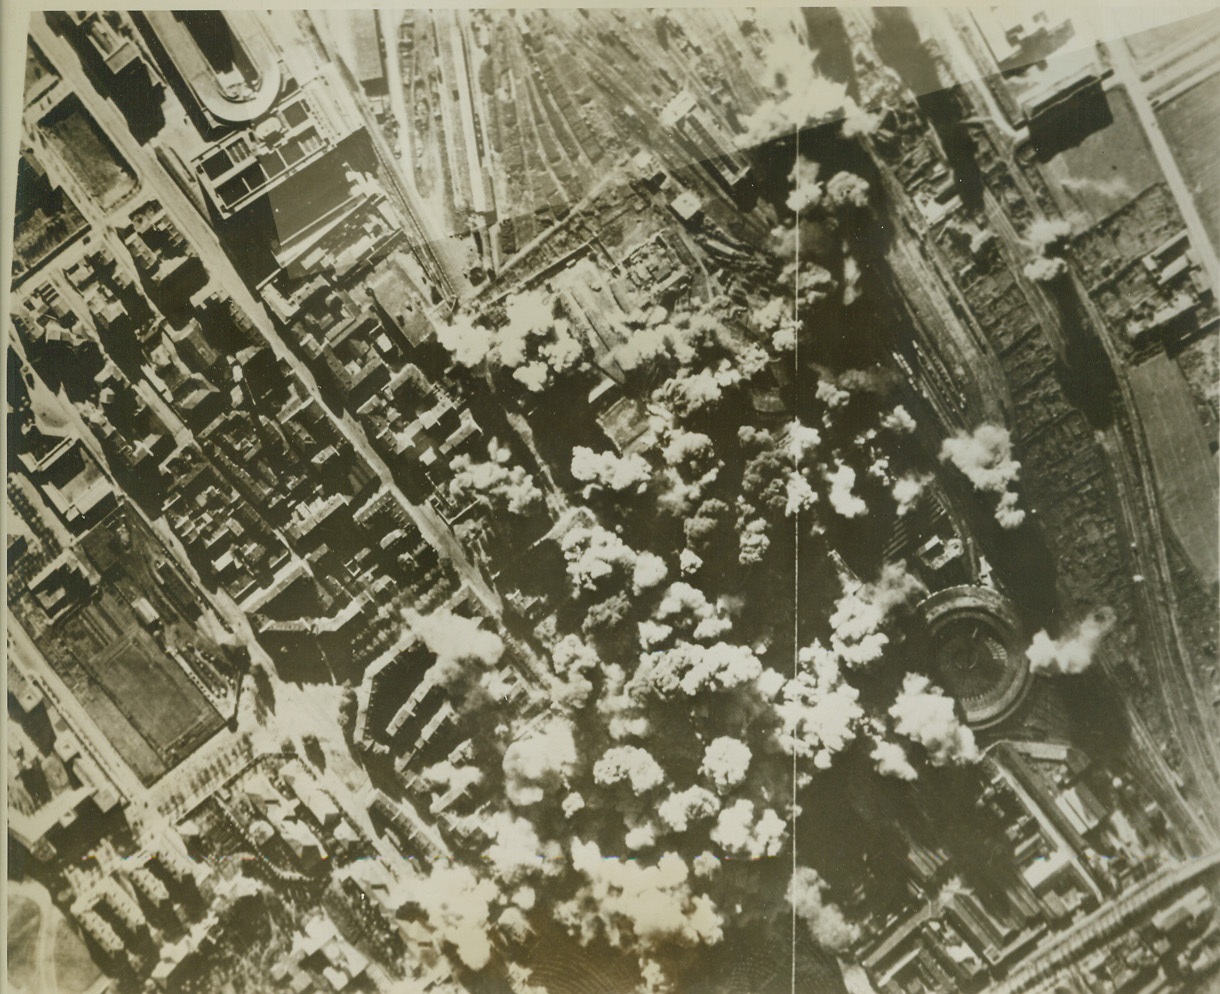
<box><xmin>4</xmin><ymin>5</ymin><xmax>1220</xmax><ymax>994</ymax></box>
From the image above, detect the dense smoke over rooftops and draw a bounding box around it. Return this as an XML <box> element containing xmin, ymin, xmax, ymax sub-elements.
<box><xmin>449</xmin><ymin>439</ymin><xmax>544</xmax><ymax>515</ymax></box>
<box><xmin>1027</xmin><ymin>608</ymin><xmax>1116</xmax><ymax>675</ymax></box>
<box><xmin>940</xmin><ymin>424</ymin><xmax>1027</xmax><ymax>529</ymax></box>
<box><xmin>889</xmin><ymin>674</ymin><xmax>979</xmax><ymax>767</ymax></box>
<box><xmin>790</xmin><ymin>866</ymin><xmax>860</xmax><ymax>952</ymax></box>
<box><xmin>736</xmin><ymin>11</ymin><xmax>879</xmax><ymax>147</ymax></box>
<box><xmin>405</xmin><ymin>608</ymin><xmax>505</xmax><ymax>684</ymax></box>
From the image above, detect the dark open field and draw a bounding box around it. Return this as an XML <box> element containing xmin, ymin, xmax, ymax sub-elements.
<box><xmin>1157</xmin><ymin>71</ymin><xmax>1220</xmax><ymax>252</ymax></box>
<box><xmin>6</xmin><ymin>896</ymin><xmax>39</xmax><ymax>992</ymax></box>
<box><xmin>38</xmin><ymin>93</ymin><xmax>135</xmax><ymax>209</ymax></box>
<box><xmin>1129</xmin><ymin>352</ymin><xmax>1220</xmax><ymax>584</ymax></box>
<box><xmin>1042</xmin><ymin>88</ymin><xmax>1162</xmax><ymax>226</ymax></box>
<box><xmin>1125</xmin><ymin>9</ymin><xmax>1220</xmax><ymax>70</ymax></box>
<box><xmin>47</xmin><ymin>508</ymin><xmax>227</xmax><ymax>785</ymax></box>
<box><xmin>24</xmin><ymin>39</ymin><xmax>56</xmax><ymax>97</ymax></box>
<box><xmin>56</xmin><ymin>591</ymin><xmax>222</xmax><ymax>784</ymax></box>
<box><xmin>12</xmin><ymin>151</ymin><xmax>88</xmax><ymax>283</ymax></box>
<box><xmin>52</xmin><ymin>918</ymin><xmax>103</xmax><ymax>993</ymax></box>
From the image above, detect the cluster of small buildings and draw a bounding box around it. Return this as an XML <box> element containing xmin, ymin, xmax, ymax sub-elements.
<box><xmin>17</xmin><ymin>436</ymin><xmax>117</xmax><ymax>537</ymax></box>
<box><xmin>1039</xmin><ymin>885</ymin><xmax>1218</xmax><ymax>994</ymax></box>
<box><xmin>854</xmin><ymin>737</ymin><xmax>1193</xmax><ymax>994</ymax></box>
<box><xmin>55</xmin><ymin>829</ymin><xmax>209</xmax><ymax>981</ymax></box>
<box><xmin>7</xmin><ymin>661</ymin><xmax>121</xmax><ymax>863</ymax></box>
<box><xmin>1124</xmin><ymin>228</ymin><xmax>1216</xmax><ymax>348</ymax></box>
<box><xmin>270</xmin><ymin>917</ymin><xmax>371</xmax><ymax>994</ymax></box>
<box><xmin>658</xmin><ymin>88</ymin><xmax>751</xmax><ymax>192</ymax></box>
<box><xmin>222</xmin><ymin>761</ymin><xmax>362</xmax><ymax>876</ymax></box>
<box><xmin>120</xmin><ymin>199</ymin><xmax>208</xmax><ymax>306</ymax></box>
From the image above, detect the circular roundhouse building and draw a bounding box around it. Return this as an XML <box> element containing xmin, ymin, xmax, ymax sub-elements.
<box><xmin>917</xmin><ymin>585</ymin><xmax>1032</xmax><ymax>729</ymax></box>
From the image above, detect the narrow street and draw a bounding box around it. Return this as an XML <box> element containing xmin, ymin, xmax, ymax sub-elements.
<box><xmin>31</xmin><ymin>15</ymin><xmax>503</xmax><ymax>621</ymax></box>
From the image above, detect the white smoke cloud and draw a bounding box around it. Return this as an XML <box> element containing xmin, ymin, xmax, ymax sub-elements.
<box><xmin>660</xmin><ymin>428</ymin><xmax>722</xmax><ymax>513</ymax></box>
<box><xmin>616</xmin><ymin>324</ymin><xmax>672</xmax><ymax>371</ymax></box>
<box><xmin>787</xmin><ymin>421</ymin><xmax>823</xmax><ymax>462</ymax></box>
<box><xmin>1026</xmin><ymin>217</ymin><xmax>1073</xmax><ymax>254</ymax></box>
<box><xmin>551</xmin><ymin>634</ymin><xmax>598</xmax><ymax>708</ymax></box>
<box><xmin>1059</xmin><ymin>176</ymin><xmax>1133</xmax><ymax>202</ymax></box>
<box><xmin>889</xmin><ymin>674</ymin><xmax>978</xmax><ymax>766</ymax></box>
<box><xmin>892</xmin><ymin>474</ymin><xmax>930</xmax><ymax>517</ymax></box>
<box><xmin>502</xmin><ymin>718</ymin><xmax>578</xmax><ymax>806</ymax></box>
<box><xmin>775</xmin><ymin>643</ymin><xmax>863</xmax><ymax>769</ymax></box>
<box><xmin>786</xmin><ymin>156</ymin><xmax>823</xmax><ymax>215</ymax></box>
<box><xmin>679</xmin><ymin>549</ymin><xmax>703</xmax><ymax>575</ymax></box>
<box><xmin>881</xmin><ymin>405</ymin><xmax>917</xmax><ymax>434</ymax></box>
<box><xmin>1026</xmin><ymin>608</ymin><xmax>1115</xmax><ymax>675</ymax></box>
<box><xmin>736</xmin><ymin>13</ymin><xmax>878</xmax><ymax>147</ymax></box>
<box><xmin>778</xmin><ymin>257</ymin><xmax>839</xmax><ymax>309</ymax></box>
<box><xmin>788</xmin><ymin>866</ymin><xmax>858</xmax><ymax>951</ymax></box>
<box><xmin>639</xmin><ymin>620</ymin><xmax>674</xmax><ymax>649</ymax></box>
<box><xmin>556</xmin><ymin>841</ymin><xmax>723</xmax><ymax>951</ymax></box>
<box><xmin>825</xmin><ymin>171</ymin><xmax>871</xmax><ymax>209</ymax></box>
<box><xmin>497</xmin><ymin>289</ymin><xmax>553</xmax><ymax>367</ymax></box>
<box><xmin>435</xmin><ymin>288</ymin><xmax>583</xmax><ymax>388</ymax></box>
<box><xmin>571</xmin><ymin>446</ymin><xmax>653</xmax><ymax>494</ymax></box>
<box><xmin>700</xmin><ymin>737</ymin><xmax>752</xmax><ymax>794</ymax></box>
<box><xmin>657</xmin><ymin>360</ymin><xmax>746</xmax><ymax>418</ymax></box>
<box><xmin>1024</xmin><ymin>255</ymin><xmax>1068</xmax><ymax>283</ymax></box>
<box><xmin>513</xmin><ymin>361</ymin><xmax>550</xmax><ymax>392</ymax></box>
<box><xmin>597</xmin><ymin>664</ymin><xmax>652</xmax><ymax>742</ymax></box>
<box><xmin>710</xmin><ymin>800</ymin><xmax>787</xmax><ymax>858</ymax></box>
<box><xmin>422</xmin><ymin>760</ymin><xmax>484</xmax><ymax>795</ymax></box>
<box><xmin>738</xmin><ymin>517</ymin><xmax>771</xmax><ymax>565</ymax></box>
<box><xmin>753</xmin><ymin>296</ymin><xmax>800</xmax><ymax>352</ymax></box>
<box><xmin>593</xmin><ymin>745</ymin><xmax>668</xmax><ymax>795</ymax></box>
<box><xmin>613</xmin><ymin>309</ymin><xmax>723</xmax><ymax>373</ymax></box>
<box><xmin>449</xmin><ymin>439</ymin><xmax>543</xmax><ymax>515</ymax></box>
<box><xmin>816</xmin><ymin>378</ymin><xmax>851</xmax><ymax>408</ymax></box>
<box><xmin>657</xmin><ymin>786</ymin><xmax>720</xmax><ymax>834</ymax></box>
<box><xmin>653</xmin><ymin>582</ymin><xmax>734</xmax><ymax>641</ymax></box>
<box><xmin>411</xmin><ymin>863</ymin><xmax>499</xmax><ymax>970</ymax></box>
<box><xmin>870</xmin><ymin>739</ymin><xmax>918</xmax><ymax>781</ymax></box>
<box><xmin>484</xmin><ymin>811</ymin><xmax>563</xmax><ymax>884</ymax></box>
<box><xmin>539</xmin><ymin>319</ymin><xmax>583</xmax><ymax>373</ymax></box>
<box><xmin>829</xmin><ymin>562</ymin><xmax>925</xmax><ymax>668</ymax></box>
<box><xmin>693</xmin><ymin>851</ymin><xmax>721</xmax><ymax>879</ymax></box>
<box><xmin>940</xmin><ymin>425</ymin><xmax>1026</xmax><ymax>530</ymax></box>
<box><xmin>631</xmin><ymin>642</ymin><xmax>764</xmax><ymax>699</ymax></box>
<box><xmin>625</xmin><ymin>823</ymin><xmax>658</xmax><ymax>852</ymax></box>
<box><xmin>407</xmin><ymin>608</ymin><xmax>505</xmax><ymax>684</ymax></box>
<box><xmin>633</xmin><ymin>552</ymin><xmax>669</xmax><ymax>593</ymax></box>
<box><xmin>561</xmin><ymin>525</ymin><xmax>668</xmax><ymax>594</ymax></box>
<box><xmin>435</xmin><ymin>314</ymin><xmax>495</xmax><ymax>368</ymax></box>
<box><xmin>825</xmin><ymin>462</ymin><xmax>868</xmax><ymax>519</ymax></box>
<box><xmin>786</xmin><ymin>471</ymin><xmax>819</xmax><ymax>516</ymax></box>
<box><xmin>994</xmin><ymin>490</ymin><xmax>1027</xmax><ymax>530</ymax></box>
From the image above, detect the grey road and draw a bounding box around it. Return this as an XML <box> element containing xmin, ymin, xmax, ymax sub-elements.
<box><xmin>30</xmin><ymin>14</ymin><xmax>503</xmax><ymax>621</ymax></box>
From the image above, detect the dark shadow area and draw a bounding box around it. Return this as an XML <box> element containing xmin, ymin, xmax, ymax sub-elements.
<box><xmin>11</xmin><ymin>150</ymin><xmax>89</xmax><ymax>286</ymax></box>
<box><xmin>803</xmin><ymin>7</ymin><xmax>858</xmax><ymax>98</ymax></box>
<box><xmin>1056</xmin><ymin>670</ymin><xmax>1131</xmax><ymax>762</ymax></box>
<box><xmin>872</xmin><ymin>8</ymin><xmax>985</xmax><ymax>212</ymax></box>
<box><xmin>686</xmin><ymin>918</ymin><xmax>849</xmax><ymax>994</ymax></box>
<box><xmin>128</xmin><ymin>12</ymin><xmax>221</xmax><ymax>141</ymax></box>
<box><xmin>1049</xmin><ymin>276</ymin><xmax>1118</xmax><ymax>429</ymax></box>
<box><xmin>46</xmin><ymin>12</ymin><xmax>167</xmax><ymax>144</ymax></box>
<box><xmin>1029</xmin><ymin>80</ymin><xmax>1113</xmax><ymax>162</ymax></box>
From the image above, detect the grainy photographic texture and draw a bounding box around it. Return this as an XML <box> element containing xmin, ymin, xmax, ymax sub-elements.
<box><xmin>6</xmin><ymin>7</ymin><xmax>1220</xmax><ymax>994</ymax></box>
